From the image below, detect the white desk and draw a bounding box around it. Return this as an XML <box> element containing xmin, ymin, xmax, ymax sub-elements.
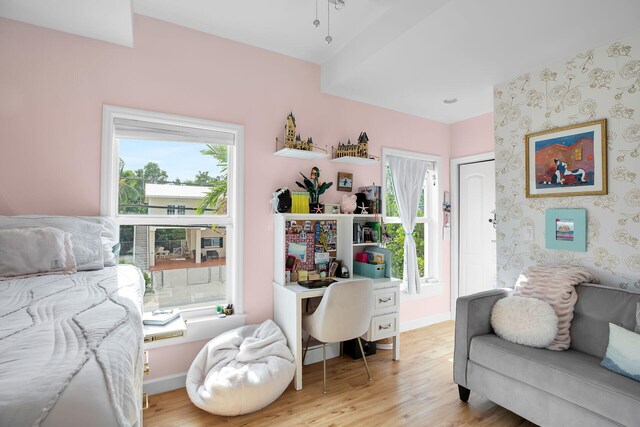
<box><xmin>273</xmin><ymin>277</ymin><xmax>400</xmax><ymax>391</ymax></box>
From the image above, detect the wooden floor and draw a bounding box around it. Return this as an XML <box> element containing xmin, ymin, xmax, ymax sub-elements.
<box><xmin>144</xmin><ymin>321</ymin><xmax>534</xmax><ymax>427</ymax></box>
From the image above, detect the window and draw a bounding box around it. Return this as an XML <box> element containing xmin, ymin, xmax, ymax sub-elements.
<box><xmin>382</xmin><ymin>148</ymin><xmax>440</xmax><ymax>286</ymax></box>
<box><xmin>102</xmin><ymin>106</ymin><xmax>243</xmax><ymax>314</ymax></box>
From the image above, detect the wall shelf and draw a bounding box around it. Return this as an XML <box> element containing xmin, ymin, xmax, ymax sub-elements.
<box><xmin>274</xmin><ymin>138</ymin><xmax>328</xmax><ymax>159</ymax></box>
<box><xmin>330</xmin><ymin>156</ymin><xmax>379</xmax><ymax>165</ymax></box>
<box><xmin>274</xmin><ymin>147</ymin><xmax>328</xmax><ymax>160</ymax></box>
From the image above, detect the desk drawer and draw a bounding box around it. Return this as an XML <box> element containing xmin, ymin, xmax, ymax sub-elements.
<box><xmin>369</xmin><ymin>313</ymin><xmax>398</xmax><ymax>341</ymax></box>
<box><xmin>373</xmin><ymin>288</ymin><xmax>398</xmax><ymax>314</ymax></box>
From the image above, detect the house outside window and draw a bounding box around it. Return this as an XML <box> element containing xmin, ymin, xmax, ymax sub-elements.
<box><xmin>382</xmin><ymin>148</ymin><xmax>441</xmax><ymax>288</ymax></box>
<box><xmin>101</xmin><ymin>106</ymin><xmax>243</xmax><ymax>314</ymax></box>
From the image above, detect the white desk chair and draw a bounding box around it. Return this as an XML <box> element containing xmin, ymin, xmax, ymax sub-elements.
<box><xmin>302</xmin><ymin>279</ymin><xmax>374</xmax><ymax>393</ymax></box>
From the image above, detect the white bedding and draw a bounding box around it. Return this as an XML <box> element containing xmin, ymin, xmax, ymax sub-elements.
<box><xmin>0</xmin><ymin>265</ymin><xmax>144</xmax><ymax>427</ymax></box>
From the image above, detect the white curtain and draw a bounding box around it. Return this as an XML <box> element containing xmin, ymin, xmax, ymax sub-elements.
<box><xmin>388</xmin><ymin>156</ymin><xmax>429</xmax><ymax>294</ymax></box>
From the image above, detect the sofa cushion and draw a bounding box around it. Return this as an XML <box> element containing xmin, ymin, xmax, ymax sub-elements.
<box><xmin>571</xmin><ymin>284</ymin><xmax>640</xmax><ymax>358</ymax></box>
<box><xmin>470</xmin><ymin>334</ymin><xmax>640</xmax><ymax>427</ymax></box>
<box><xmin>601</xmin><ymin>323</ymin><xmax>640</xmax><ymax>382</ymax></box>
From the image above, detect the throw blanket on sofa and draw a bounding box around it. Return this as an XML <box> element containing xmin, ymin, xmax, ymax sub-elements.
<box><xmin>514</xmin><ymin>264</ymin><xmax>598</xmax><ymax>351</ymax></box>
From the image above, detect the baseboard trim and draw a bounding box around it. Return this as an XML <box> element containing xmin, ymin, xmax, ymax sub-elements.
<box><xmin>400</xmin><ymin>312</ymin><xmax>452</xmax><ymax>332</ymax></box>
<box><xmin>144</xmin><ymin>373</ymin><xmax>187</xmax><ymax>395</ymax></box>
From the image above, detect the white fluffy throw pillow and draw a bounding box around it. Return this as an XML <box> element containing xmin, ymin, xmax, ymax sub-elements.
<box><xmin>491</xmin><ymin>296</ymin><xmax>559</xmax><ymax>348</ymax></box>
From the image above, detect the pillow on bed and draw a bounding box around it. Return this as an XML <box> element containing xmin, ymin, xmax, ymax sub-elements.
<box><xmin>0</xmin><ymin>227</ymin><xmax>76</xmax><ymax>280</ymax></box>
<box><xmin>0</xmin><ymin>216</ymin><xmax>104</xmax><ymax>271</ymax></box>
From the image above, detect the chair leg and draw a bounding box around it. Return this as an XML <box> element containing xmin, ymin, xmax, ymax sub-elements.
<box><xmin>356</xmin><ymin>337</ymin><xmax>372</xmax><ymax>381</ymax></box>
<box><xmin>458</xmin><ymin>385</ymin><xmax>471</xmax><ymax>402</ymax></box>
<box><xmin>302</xmin><ymin>336</ymin><xmax>311</xmax><ymax>364</ymax></box>
<box><xmin>322</xmin><ymin>343</ymin><xmax>327</xmax><ymax>394</ymax></box>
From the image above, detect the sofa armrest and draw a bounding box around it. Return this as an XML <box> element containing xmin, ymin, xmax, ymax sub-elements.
<box><xmin>453</xmin><ymin>288</ymin><xmax>513</xmax><ymax>387</ymax></box>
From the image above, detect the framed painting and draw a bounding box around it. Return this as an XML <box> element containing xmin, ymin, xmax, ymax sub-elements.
<box><xmin>525</xmin><ymin>119</ymin><xmax>607</xmax><ymax>198</ymax></box>
<box><xmin>337</xmin><ymin>172</ymin><xmax>353</xmax><ymax>192</ymax></box>
<box><xmin>545</xmin><ymin>208</ymin><xmax>587</xmax><ymax>252</ymax></box>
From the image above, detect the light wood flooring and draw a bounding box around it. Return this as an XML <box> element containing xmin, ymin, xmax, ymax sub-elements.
<box><xmin>143</xmin><ymin>321</ymin><xmax>534</xmax><ymax>426</ymax></box>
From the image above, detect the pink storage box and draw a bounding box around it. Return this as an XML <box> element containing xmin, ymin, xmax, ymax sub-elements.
<box><xmin>355</xmin><ymin>253</ymin><xmax>369</xmax><ymax>263</ymax></box>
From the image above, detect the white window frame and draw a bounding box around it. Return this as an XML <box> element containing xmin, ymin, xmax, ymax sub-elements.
<box><xmin>101</xmin><ymin>105</ymin><xmax>244</xmax><ymax>315</ymax></box>
<box><xmin>381</xmin><ymin>147</ymin><xmax>441</xmax><ymax>291</ymax></box>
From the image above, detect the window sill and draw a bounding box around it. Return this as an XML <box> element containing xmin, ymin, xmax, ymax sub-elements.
<box><xmin>400</xmin><ymin>281</ymin><xmax>446</xmax><ymax>302</ymax></box>
<box><xmin>143</xmin><ymin>313</ymin><xmax>246</xmax><ymax>350</ymax></box>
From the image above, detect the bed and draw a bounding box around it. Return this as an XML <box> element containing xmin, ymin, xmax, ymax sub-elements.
<box><xmin>0</xmin><ymin>216</ymin><xmax>145</xmax><ymax>427</ymax></box>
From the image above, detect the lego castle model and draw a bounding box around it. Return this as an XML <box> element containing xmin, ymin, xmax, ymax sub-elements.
<box><xmin>335</xmin><ymin>132</ymin><xmax>369</xmax><ymax>159</ymax></box>
<box><xmin>283</xmin><ymin>112</ymin><xmax>313</xmax><ymax>151</ymax></box>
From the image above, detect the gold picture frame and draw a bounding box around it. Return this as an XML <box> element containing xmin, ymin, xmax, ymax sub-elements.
<box><xmin>525</xmin><ymin>119</ymin><xmax>607</xmax><ymax>198</ymax></box>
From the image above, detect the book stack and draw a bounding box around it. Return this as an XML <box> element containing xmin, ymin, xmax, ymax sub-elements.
<box><xmin>143</xmin><ymin>309</ymin><xmax>181</xmax><ymax>326</ymax></box>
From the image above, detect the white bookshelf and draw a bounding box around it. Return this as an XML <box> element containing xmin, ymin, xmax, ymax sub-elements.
<box><xmin>272</xmin><ymin>213</ymin><xmax>385</xmax><ymax>285</ymax></box>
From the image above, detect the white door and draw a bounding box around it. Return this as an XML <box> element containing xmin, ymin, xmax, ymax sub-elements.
<box><xmin>459</xmin><ymin>160</ymin><xmax>496</xmax><ymax>297</ymax></box>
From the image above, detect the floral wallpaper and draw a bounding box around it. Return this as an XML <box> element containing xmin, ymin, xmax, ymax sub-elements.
<box><xmin>494</xmin><ymin>33</ymin><xmax>640</xmax><ymax>292</ymax></box>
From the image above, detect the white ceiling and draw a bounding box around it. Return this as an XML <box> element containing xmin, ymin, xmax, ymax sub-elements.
<box><xmin>3</xmin><ymin>0</ymin><xmax>640</xmax><ymax>123</ymax></box>
<box><xmin>0</xmin><ymin>0</ymin><xmax>133</xmax><ymax>47</ymax></box>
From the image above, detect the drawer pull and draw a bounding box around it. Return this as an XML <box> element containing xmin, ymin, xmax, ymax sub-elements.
<box><xmin>144</xmin><ymin>365</ymin><xmax>150</xmax><ymax>376</ymax></box>
<box><xmin>142</xmin><ymin>392</ymin><xmax>149</xmax><ymax>410</ymax></box>
<box><xmin>378</xmin><ymin>297</ymin><xmax>392</xmax><ymax>303</ymax></box>
<box><xmin>379</xmin><ymin>323</ymin><xmax>393</xmax><ymax>330</ymax></box>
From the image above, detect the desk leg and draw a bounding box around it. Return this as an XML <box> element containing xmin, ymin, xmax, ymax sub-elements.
<box><xmin>392</xmin><ymin>332</ymin><xmax>400</xmax><ymax>361</ymax></box>
<box><xmin>274</xmin><ymin>285</ymin><xmax>303</xmax><ymax>390</ymax></box>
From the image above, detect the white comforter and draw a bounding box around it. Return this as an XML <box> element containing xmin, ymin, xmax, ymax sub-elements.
<box><xmin>0</xmin><ymin>265</ymin><xmax>144</xmax><ymax>427</ymax></box>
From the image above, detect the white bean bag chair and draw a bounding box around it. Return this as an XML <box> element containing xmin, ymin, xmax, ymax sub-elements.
<box><xmin>186</xmin><ymin>319</ymin><xmax>295</xmax><ymax>416</ymax></box>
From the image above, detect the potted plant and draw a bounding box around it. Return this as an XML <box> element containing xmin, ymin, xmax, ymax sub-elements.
<box><xmin>296</xmin><ymin>166</ymin><xmax>333</xmax><ymax>213</ymax></box>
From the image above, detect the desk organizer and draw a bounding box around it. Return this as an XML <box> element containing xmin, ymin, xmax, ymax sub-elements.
<box><xmin>353</xmin><ymin>261</ymin><xmax>386</xmax><ymax>279</ymax></box>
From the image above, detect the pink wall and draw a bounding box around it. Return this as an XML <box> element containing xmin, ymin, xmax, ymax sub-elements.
<box><xmin>450</xmin><ymin>112</ymin><xmax>494</xmax><ymax>158</ymax></box>
<box><xmin>0</xmin><ymin>16</ymin><xmax>475</xmax><ymax>380</ymax></box>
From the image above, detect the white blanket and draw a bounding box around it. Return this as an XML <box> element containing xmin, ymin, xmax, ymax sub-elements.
<box><xmin>0</xmin><ymin>265</ymin><xmax>144</xmax><ymax>427</ymax></box>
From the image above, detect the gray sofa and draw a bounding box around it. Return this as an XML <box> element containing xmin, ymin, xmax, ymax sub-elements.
<box><xmin>454</xmin><ymin>284</ymin><xmax>640</xmax><ymax>427</ymax></box>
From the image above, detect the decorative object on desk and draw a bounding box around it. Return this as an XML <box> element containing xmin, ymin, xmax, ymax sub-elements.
<box><xmin>339</xmin><ymin>264</ymin><xmax>350</xmax><ymax>278</ymax></box>
<box><xmin>359</xmin><ymin>185</ymin><xmax>381</xmax><ymax>214</ymax></box>
<box><xmin>298</xmin><ymin>270</ymin><xmax>309</xmax><ymax>281</ymax></box>
<box><xmin>271</xmin><ymin>188</ymin><xmax>291</xmax><ymax>213</ymax></box>
<box><xmin>313</xmin><ymin>204</ymin><xmax>324</xmax><ymax>214</ymax></box>
<box><xmin>525</xmin><ymin>119</ymin><xmax>607</xmax><ymax>198</ymax></box>
<box><xmin>324</xmin><ymin>203</ymin><xmax>341</xmax><ymax>214</ymax></box>
<box><xmin>296</xmin><ymin>166</ymin><xmax>333</xmax><ymax>212</ymax></box>
<box><xmin>354</xmin><ymin>193</ymin><xmax>368</xmax><ymax>214</ymax></box>
<box><xmin>337</xmin><ymin>172</ymin><xmax>353</xmax><ymax>191</ymax></box>
<box><xmin>143</xmin><ymin>309</ymin><xmax>181</xmax><ymax>326</ymax></box>
<box><xmin>291</xmin><ymin>192</ymin><xmax>310</xmax><ymax>213</ymax></box>
<box><xmin>545</xmin><ymin>208</ymin><xmax>587</xmax><ymax>252</ymax></box>
<box><xmin>340</xmin><ymin>194</ymin><xmax>357</xmax><ymax>213</ymax></box>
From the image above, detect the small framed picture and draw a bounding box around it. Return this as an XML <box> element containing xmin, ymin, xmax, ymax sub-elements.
<box><xmin>324</xmin><ymin>203</ymin><xmax>341</xmax><ymax>214</ymax></box>
<box><xmin>545</xmin><ymin>208</ymin><xmax>587</xmax><ymax>252</ymax></box>
<box><xmin>337</xmin><ymin>172</ymin><xmax>353</xmax><ymax>192</ymax></box>
<box><xmin>525</xmin><ymin>119</ymin><xmax>607</xmax><ymax>198</ymax></box>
